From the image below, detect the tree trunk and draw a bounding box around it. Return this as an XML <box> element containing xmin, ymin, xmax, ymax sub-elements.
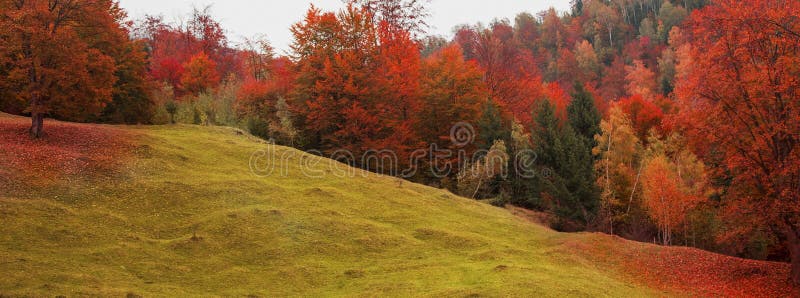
<box><xmin>627</xmin><ymin>164</ymin><xmax>643</xmax><ymax>214</ymax></box>
<box><xmin>29</xmin><ymin>112</ymin><xmax>44</xmax><ymax>138</ymax></box>
<box><xmin>610</xmin><ymin>217</ymin><xmax>614</xmax><ymax>236</ymax></box>
<box><xmin>29</xmin><ymin>91</ymin><xmax>44</xmax><ymax>138</ymax></box>
<box><xmin>471</xmin><ymin>176</ymin><xmax>483</xmax><ymax>199</ymax></box>
<box><xmin>786</xmin><ymin>224</ymin><xmax>800</xmax><ymax>285</ymax></box>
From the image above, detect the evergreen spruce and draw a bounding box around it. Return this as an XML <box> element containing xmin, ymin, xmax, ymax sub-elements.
<box><xmin>529</xmin><ymin>99</ymin><xmax>599</xmax><ymax>230</ymax></box>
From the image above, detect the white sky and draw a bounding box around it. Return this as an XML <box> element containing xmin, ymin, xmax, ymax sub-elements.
<box><xmin>117</xmin><ymin>0</ymin><xmax>571</xmax><ymax>54</ymax></box>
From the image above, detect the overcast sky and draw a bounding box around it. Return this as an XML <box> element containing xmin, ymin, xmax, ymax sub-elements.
<box><xmin>117</xmin><ymin>0</ymin><xmax>571</xmax><ymax>54</ymax></box>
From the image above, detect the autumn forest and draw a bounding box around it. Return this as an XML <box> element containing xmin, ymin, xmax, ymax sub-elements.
<box><xmin>1</xmin><ymin>0</ymin><xmax>799</xmax><ymax>295</ymax></box>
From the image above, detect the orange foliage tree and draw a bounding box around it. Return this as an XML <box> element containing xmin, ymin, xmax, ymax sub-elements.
<box><xmin>180</xmin><ymin>52</ymin><xmax>220</xmax><ymax>96</ymax></box>
<box><xmin>642</xmin><ymin>152</ymin><xmax>706</xmax><ymax>246</ymax></box>
<box><xmin>0</xmin><ymin>0</ymin><xmax>123</xmax><ymax>137</ymax></box>
<box><xmin>235</xmin><ymin>57</ymin><xmax>296</xmax><ymax>143</ymax></box>
<box><xmin>625</xmin><ymin>59</ymin><xmax>658</xmax><ymax>101</ymax></box>
<box><xmin>676</xmin><ymin>0</ymin><xmax>800</xmax><ymax>283</ymax></box>
<box><xmin>290</xmin><ymin>4</ymin><xmax>423</xmax><ymax>171</ymax></box>
<box><xmin>372</xmin><ymin>21</ymin><xmax>423</xmax><ymax>162</ymax></box>
<box><xmin>417</xmin><ymin>45</ymin><xmax>487</xmax><ymax>150</ymax></box>
<box><xmin>642</xmin><ymin>155</ymin><xmax>683</xmax><ymax>245</ymax></box>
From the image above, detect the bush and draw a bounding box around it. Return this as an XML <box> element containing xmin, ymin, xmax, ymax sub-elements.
<box><xmin>457</xmin><ymin>140</ymin><xmax>509</xmax><ymax>199</ymax></box>
<box><xmin>246</xmin><ymin>117</ymin><xmax>271</xmax><ymax>140</ymax></box>
<box><xmin>150</xmin><ymin>82</ymin><xmax>176</xmax><ymax>125</ymax></box>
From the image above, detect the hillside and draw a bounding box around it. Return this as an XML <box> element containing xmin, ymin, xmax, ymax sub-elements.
<box><xmin>0</xmin><ymin>114</ymin><xmax>796</xmax><ymax>297</ymax></box>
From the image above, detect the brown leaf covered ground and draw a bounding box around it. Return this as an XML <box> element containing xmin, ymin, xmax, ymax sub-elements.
<box><xmin>507</xmin><ymin>205</ymin><xmax>799</xmax><ymax>296</ymax></box>
<box><xmin>561</xmin><ymin>233</ymin><xmax>800</xmax><ymax>297</ymax></box>
<box><xmin>0</xmin><ymin>113</ymin><xmax>137</xmax><ymax>188</ymax></box>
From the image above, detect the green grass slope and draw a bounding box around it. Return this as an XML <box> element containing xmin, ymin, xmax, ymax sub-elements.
<box><xmin>0</xmin><ymin>117</ymin><xmax>661</xmax><ymax>297</ymax></box>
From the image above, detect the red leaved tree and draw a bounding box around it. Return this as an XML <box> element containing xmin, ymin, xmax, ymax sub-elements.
<box><xmin>617</xmin><ymin>94</ymin><xmax>664</xmax><ymax>141</ymax></box>
<box><xmin>675</xmin><ymin>0</ymin><xmax>800</xmax><ymax>283</ymax></box>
